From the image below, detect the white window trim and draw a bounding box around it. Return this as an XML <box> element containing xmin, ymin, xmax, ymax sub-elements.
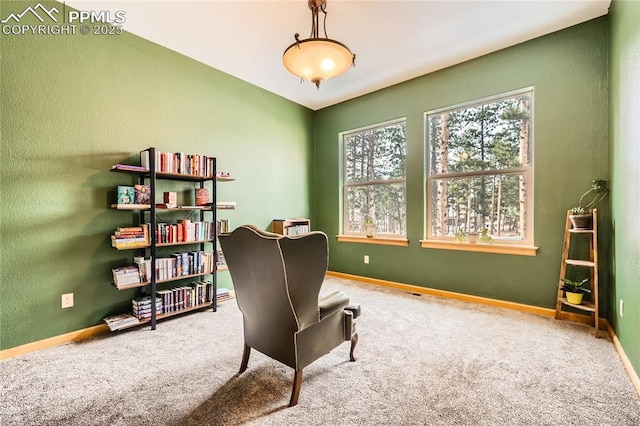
<box><xmin>423</xmin><ymin>87</ymin><xmax>535</xmax><ymax>247</ymax></box>
<box><xmin>340</xmin><ymin>117</ymin><xmax>407</xmax><ymax>238</ymax></box>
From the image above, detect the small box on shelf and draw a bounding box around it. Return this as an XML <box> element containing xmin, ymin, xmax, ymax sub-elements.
<box><xmin>134</xmin><ymin>184</ymin><xmax>151</xmax><ymax>205</ymax></box>
<box><xmin>163</xmin><ymin>191</ymin><xmax>177</xmax><ymax>208</ymax></box>
<box><xmin>195</xmin><ymin>188</ymin><xmax>210</xmax><ymax>206</ymax></box>
<box><xmin>117</xmin><ymin>186</ymin><xmax>135</xmax><ymax>205</ymax></box>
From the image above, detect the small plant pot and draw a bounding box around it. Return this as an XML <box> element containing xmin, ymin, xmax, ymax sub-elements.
<box><xmin>569</xmin><ymin>214</ymin><xmax>593</xmax><ymax>230</ymax></box>
<box><xmin>467</xmin><ymin>232</ymin><xmax>478</xmax><ymax>244</ymax></box>
<box><xmin>565</xmin><ymin>291</ymin><xmax>584</xmax><ymax>305</ymax></box>
<box><xmin>364</xmin><ymin>224</ymin><xmax>376</xmax><ymax>238</ymax></box>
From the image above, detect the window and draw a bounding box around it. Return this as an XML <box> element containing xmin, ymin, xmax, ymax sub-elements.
<box><xmin>342</xmin><ymin>119</ymin><xmax>407</xmax><ymax>238</ymax></box>
<box><xmin>426</xmin><ymin>88</ymin><xmax>533</xmax><ymax>245</ymax></box>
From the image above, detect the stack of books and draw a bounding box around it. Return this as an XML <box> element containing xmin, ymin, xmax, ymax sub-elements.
<box><xmin>112</xmin><ymin>266</ymin><xmax>142</xmax><ymax>289</ymax></box>
<box><xmin>103</xmin><ymin>314</ymin><xmax>140</xmax><ymax>331</ymax></box>
<box><xmin>216</xmin><ymin>201</ymin><xmax>237</xmax><ymax>210</ymax></box>
<box><xmin>111</xmin><ymin>225</ymin><xmax>149</xmax><ymax>249</ymax></box>
<box><xmin>132</xmin><ymin>296</ymin><xmax>162</xmax><ymax>320</ymax></box>
<box><xmin>216</xmin><ymin>287</ymin><xmax>231</xmax><ymax>302</ymax></box>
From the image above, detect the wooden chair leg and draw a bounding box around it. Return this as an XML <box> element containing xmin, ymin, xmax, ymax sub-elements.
<box><xmin>239</xmin><ymin>344</ymin><xmax>251</xmax><ymax>373</ymax></box>
<box><xmin>289</xmin><ymin>370</ymin><xmax>303</xmax><ymax>407</ymax></box>
<box><xmin>349</xmin><ymin>332</ymin><xmax>358</xmax><ymax>362</ymax></box>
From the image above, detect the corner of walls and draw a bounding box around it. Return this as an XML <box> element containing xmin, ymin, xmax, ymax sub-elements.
<box><xmin>608</xmin><ymin>0</ymin><xmax>640</xmax><ymax>381</ymax></box>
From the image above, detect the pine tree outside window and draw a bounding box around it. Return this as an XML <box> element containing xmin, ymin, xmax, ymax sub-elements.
<box><xmin>342</xmin><ymin>119</ymin><xmax>407</xmax><ymax>238</ymax></box>
<box><xmin>425</xmin><ymin>88</ymin><xmax>534</xmax><ymax>245</ymax></box>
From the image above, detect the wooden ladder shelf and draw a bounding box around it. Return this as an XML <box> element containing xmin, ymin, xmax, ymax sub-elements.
<box><xmin>554</xmin><ymin>209</ymin><xmax>600</xmax><ymax>337</ymax></box>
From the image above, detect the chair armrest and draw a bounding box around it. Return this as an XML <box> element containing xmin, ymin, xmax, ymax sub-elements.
<box><xmin>318</xmin><ymin>291</ymin><xmax>349</xmax><ymax>319</ymax></box>
<box><xmin>344</xmin><ymin>304</ymin><xmax>361</xmax><ymax>319</ymax></box>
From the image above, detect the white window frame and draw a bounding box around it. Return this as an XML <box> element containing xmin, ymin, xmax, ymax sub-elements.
<box><xmin>424</xmin><ymin>87</ymin><xmax>534</xmax><ymax>246</ymax></box>
<box><xmin>341</xmin><ymin>118</ymin><xmax>407</xmax><ymax>238</ymax></box>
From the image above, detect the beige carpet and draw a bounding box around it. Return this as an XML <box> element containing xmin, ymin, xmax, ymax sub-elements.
<box><xmin>1</xmin><ymin>276</ymin><xmax>639</xmax><ymax>425</ymax></box>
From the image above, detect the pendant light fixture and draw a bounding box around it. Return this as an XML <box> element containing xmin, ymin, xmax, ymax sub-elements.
<box><xmin>283</xmin><ymin>0</ymin><xmax>356</xmax><ymax>89</ymax></box>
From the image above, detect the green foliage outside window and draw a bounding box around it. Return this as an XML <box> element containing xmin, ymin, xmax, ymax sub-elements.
<box><xmin>344</xmin><ymin>120</ymin><xmax>407</xmax><ymax>236</ymax></box>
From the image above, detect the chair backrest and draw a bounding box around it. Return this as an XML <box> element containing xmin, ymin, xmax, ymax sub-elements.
<box><xmin>218</xmin><ymin>225</ymin><xmax>329</xmax><ymax>365</ymax></box>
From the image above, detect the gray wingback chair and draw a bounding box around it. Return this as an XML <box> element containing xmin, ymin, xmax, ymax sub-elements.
<box><xmin>218</xmin><ymin>225</ymin><xmax>360</xmax><ymax>406</ymax></box>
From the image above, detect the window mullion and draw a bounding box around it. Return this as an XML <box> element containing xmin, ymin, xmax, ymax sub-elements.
<box><xmin>430</xmin><ymin>167</ymin><xmax>529</xmax><ymax>180</ymax></box>
<box><xmin>345</xmin><ymin>178</ymin><xmax>406</xmax><ymax>187</ymax></box>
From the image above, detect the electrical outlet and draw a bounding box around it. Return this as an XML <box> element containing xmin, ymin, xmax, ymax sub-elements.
<box><xmin>61</xmin><ymin>293</ymin><xmax>74</xmax><ymax>309</ymax></box>
<box><xmin>364</xmin><ymin>255</ymin><xmax>369</xmax><ymax>264</ymax></box>
<box><xmin>619</xmin><ymin>299</ymin><xmax>624</xmax><ymax>318</ymax></box>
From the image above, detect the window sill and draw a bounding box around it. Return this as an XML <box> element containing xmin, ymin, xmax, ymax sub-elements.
<box><xmin>336</xmin><ymin>235</ymin><xmax>409</xmax><ymax>247</ymax></box>
<box><xmin>420</xmin><ymin>240</ymin><xmax>538</xmax><ymax>256</ymax></box>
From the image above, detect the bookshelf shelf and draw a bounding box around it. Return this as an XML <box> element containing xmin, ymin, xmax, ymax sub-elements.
<box><xmin>111</xmin><ymin>204</ymin><xmax>151</xmax><ymax>210</ymax></box>
<box><xmin>115</xmin><ymin>302</ymin><xmax>214</xmax><ymax>331</ymax></box>
<box><xmin>105</xmin><ymin>147</ymin><xmax>235</xmax><ymax>331</ymax></box>
<box><xmin>156</xmin><ymin>271</ymin><xmax>214</xmax><ymax>284</ymax></box>
<box><xmin>111</xmin><ymin>281</ymin><xmax>150</xmax><ymax>290</ymax></box>
<box><xmin>157</xmin><ymin>239</ymin><xmax>215</xmax><ymax>247</ymax></box>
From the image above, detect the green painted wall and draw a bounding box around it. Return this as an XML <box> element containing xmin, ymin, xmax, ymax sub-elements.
<box><xmin>609</xmin><ymin>0</ymin><xmax>640</xmax><ymax>377</ymax></box>
<box><xmin>1</xmin><ymin>0</ymin><xmax>631</xmax><ymax>374</ymax></box>
<box><xmin>315</xmin><ymin>19</ymin><xmax>609</xmax><ymax>309</ymax></box>
<box><xmin>0</xmin><ymin>1</ymin><xmax>314</xmax><ymax>350</ymax></box>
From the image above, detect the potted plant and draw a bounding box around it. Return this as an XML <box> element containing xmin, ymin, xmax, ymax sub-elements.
<box><xmin>454</xmin><ymin>228</ymin><xmax>467</xmax><ymax>243</ymax></box>
<box><xmin>479</xmin><ymin>228</ymin><xmax>493</xmax><ymax>244</ymax></box>
<box><xmin>363</xmin><ymin>216</ymin><xmax>376</xmax><ymax>238</ymax></box>
<box><xmin>561</xmin><ymin>277</ymin><xmax>591</xmax><ymax>305</ymax></box>
<box><xmin>569</xmin><ymin>179</ymin><xmax>609</xmax><ymax>229</ymax></box>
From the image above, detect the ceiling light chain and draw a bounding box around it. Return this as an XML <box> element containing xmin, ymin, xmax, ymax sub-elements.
<box><xmin>283</xmin><ymin>0</ymin><xmax>356</xmax><ymax>89</ymax></box>
<box><xmin>308</xmin><ymin>0</ymin><xmax>327</xmax><ymax>39</ymax></box>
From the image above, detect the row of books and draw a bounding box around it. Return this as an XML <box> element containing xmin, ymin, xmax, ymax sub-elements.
<box><xmin>156</xmin><ymin>220</ymin><xmax>215</xmax><ymax>244</ymax></box>
<box><xmin>216</xmin><ymin>249</ymin><xmax>226</xmax><ymax>267</ymax></box>
<box><xmin>112</xmin><ymin>251</ymin><xmax>214</xmax><ymax>288</ymax></box>
<box><xmin>284</xmin><ymin>224</ymin><xmax>311</xmax><ymax>236</ymax></box>
<box><xmin>111</xmin><ymin>225</ymin><xmax>149</xmax><ymax>249</ymax></box>
<box><xmin>111</xmin><ymin>164</ymin><xmax>233</xmax><ymax>181</ymax></box>
<box><xmin>141</xmin><ymin>150</ymin><xmax>215</xmax><ymax>177</ymax></box>
<box><xmin>155</xmin><ymin>280</ymin><xmax>215</xmax><ymax>315</ymax></box>
<box><xmin>103</xmin><ymin>287</ymin><xmax>232</xmax><ymax>330</ymax></box>
<box><xmin>152</xmin><ymin>252</ymin><xmax>214</xmax><ymax>282</ymax></box>
<box><xmin>217</xmin><ymin>219</ymin><xmax>230</xmax><ymax>234</ymax></box>
<box><xmin>111</xmin><ymin>220</ymin><xmax>216</xmax><ymax>248</ymax></box>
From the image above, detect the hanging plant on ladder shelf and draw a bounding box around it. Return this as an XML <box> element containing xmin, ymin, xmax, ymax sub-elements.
<box><xmin>569</xmin><ymin>179</ymin><xmax>609</xmax><ymax>229</ymax></box>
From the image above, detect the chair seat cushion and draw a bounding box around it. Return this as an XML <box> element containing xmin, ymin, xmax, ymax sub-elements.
<box><xmin>318</xmin><ymin>291</ymin><xmax>349</xmax><ymax>319</ymax></box>
<box><xmin>345</xmin><ymin>304</ymin><xmax>361</xmax><ymax>319</ymax></box>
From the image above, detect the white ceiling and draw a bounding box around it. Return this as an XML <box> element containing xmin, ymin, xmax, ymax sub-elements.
<box><xmin>68</xmin><ymin>1</ymin><xmax>611</xmax><ymax>110</ymax></box>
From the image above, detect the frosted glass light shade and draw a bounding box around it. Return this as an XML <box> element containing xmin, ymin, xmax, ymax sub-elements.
<box><xmin>283</xmin><ymin>38</ymin><xmax>354</xmax><ymax>88</ymax></box>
